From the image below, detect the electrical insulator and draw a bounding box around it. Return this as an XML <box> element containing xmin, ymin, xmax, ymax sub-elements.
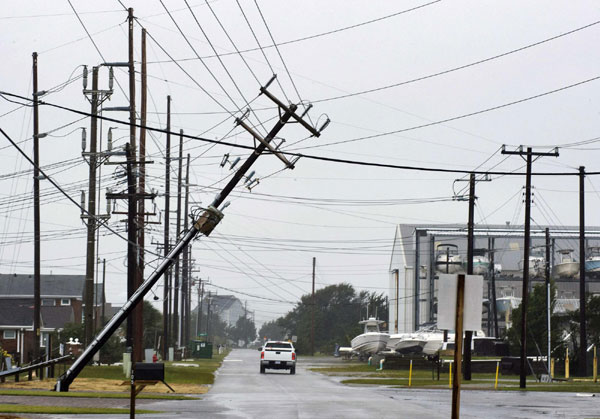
<box><xmin>245</xmin><ymin>171</ymin><xmax>255</xmax><ymax>185</ymax></box>
<box><xmin>107</xmin><ymin>128</ymin><xmax>113</xmax><ymax>151</ymax></box>
<box><xmin>80</xmin><ymin>190</ymin><xmax>85</xmax><ymax>212</ymax></box>
<box><xmin>83</xmin><ymin>66</ymin><xmax>88</xmax><ymax>89</ymax></box>
<box><xmin>108</xmin><ymin>67</ymin><xmax>114</xmax><ymax>90</ymax></box>
<box><xmin>81</xmin><ymin>128</ymin><xmax>87</xmax><ymax>152</ymax></box>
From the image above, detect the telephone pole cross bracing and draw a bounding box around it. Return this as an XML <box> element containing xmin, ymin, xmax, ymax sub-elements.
<box><xmin>501</xmin><ymin>145</ymin><xmax>559</xmax><ymax>389</ymax></box>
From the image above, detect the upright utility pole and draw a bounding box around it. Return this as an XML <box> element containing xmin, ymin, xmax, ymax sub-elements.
<box><xmin>311</xmin><ymin>257</ymin><xmax>316</xmax><ymax>356</ymax></box>
<box><xmin>181</xmin><ymin>154</ymin><xmax>190</xmax><ymax>346</ymax></box>
<box><xmin>162</xmin><ymin>95</ymin><xmax>171</xmax><ymax>359</ymax></box>
<box><xmin>126</xmin><ymin>6</ymin><xmax>138</xmax><ymax>355</ymax></box>
<box><xmin>83</xmin><ymin>66</ymin><xmax>99</xmax><ymax>347</ymax></box>
<box><xmin>464</xmin><ymin>173</ymin><xmax>475</xmax><ymax>381</ymax></box>
<box><xmin>196</xmin><ymin>280</ymin><xmax>204</xmax><ymax>337</ymax></box>
<box><xmin>490</xmin><ymin>237</ymin><xmax>499</xmax><ymax>337</ymax></box>
<box><xmin>173</xmin><ymin>130</ymin><xmax>183</xmax><ymax>347</ymax></box>
<box><xmin>501</xmin><ymin>145</ymin><xmax>558</xmax><ymax>389</ymax></box>
<box><xmin>32</xmin><ymin>52</ymin><xmax>41</xmax><ymax>362</ymax></box>
<box><xmin>579</xmin><ymin>166</ymin><xmax>587</xmax><ymax>376</ymax></box>
<box><xmin>102</xmin><ymin>258</ymin><xmax>106</xmax><ymax>325</ymax></box>
<box><xmin>132</xmin><ymin>27</ymin><xmax>148</xmax><ymax>364</ymax></box>
<box><xmin>545</xmin><ymin>227</ymin><xmax>551</xmax><ymax>374</ymax></box>
<box><xmin>126</xmin><ymin>141</ymin><xmax>137</xmax><ymax>352</ymax></box>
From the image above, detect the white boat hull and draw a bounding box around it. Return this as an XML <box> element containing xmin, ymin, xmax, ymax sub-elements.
<box><xmin>351</xmin><ymin>332</ymin><xmax>389</xmax><ymax>355</ymax></box>
<box><xmin>553</xmin><ymin>262</ymin><xmax>579</xmax><ymax>279</ymax></box>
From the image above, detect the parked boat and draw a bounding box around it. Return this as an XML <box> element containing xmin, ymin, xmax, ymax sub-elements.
<box><xmin>585</xmin><ymin>247</ymin><xmax>600</xmax><ymax>278</ymax></box>
<box><xmin>519</xmin><ymin>248</ymin><xmax>545</xmax><ymax>277</ymax></box>
<box><xmin>351</xmin><ymin>317</ymin><xmax>389</xmax><ymax>355</ymax></box>
<box><xmin>435</xmin><ymin>244</ymin><xmax>463</xmax><ymax>274</ymax></box>
<box><xmin>552</xmin><ymin>249</ymin><xmax>579</xmax><ymax>279</ymax></box>
<box><xmin>389</xmin><ymin>325</ymin><xmax>455</xmax><ymax>355</ymax></box>
<box><xmin>461</xmin><ymin>248</ymin><xmax>490</xmax><ymax>275</ymax></box>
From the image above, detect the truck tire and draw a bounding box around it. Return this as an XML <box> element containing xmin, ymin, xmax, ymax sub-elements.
<box><xmin>260</xmin><ymin>365</ymin><xmax>265</xmax><ymax>374</ymax></box>
<box><xmin>290</xmin><ymin>366</ymin><xmax>296</xmax><ymax>375</ymax></box>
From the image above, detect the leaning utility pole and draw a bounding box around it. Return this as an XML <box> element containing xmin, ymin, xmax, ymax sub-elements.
<box><xmin>32</xmin><ymin>52</ymin><xmax>41</xmax><ymax>363</ymax></box>
<box><xmin>162</xmin><ymin>95</ymin><xmax>171</xmax><ymax>359</ymax></box>
<box><xmin>501</xmin><ymin>145</ymin><xmax>558</xmax><ymax>389</ymax></box>
<box><xmin>181</xmin><ymin>154</ymin><xmax>190</xmax><ymax>346</ymax></box>
<box><xmin>579</xmin><ymin>166</ymin><xmax>587</xmax><ymax>376</ymax></box>
<box><xmin>83</xmin><ymin>66</ymin><xmax>99</xmax><ymax>347</ymax></box>
<box><xmin>173</xmin><ymin>130</ymin><xmax>183</xmax><ymax>347</ymax></box>
<box><xmin>55</xmin><ymin>75</ymin><xmax>325</xmax><ymax>392</ymax></box>
<box><xmin>311</xmin><ymin>256</ymin><xmax>316</xmax><ymax>356</ymax></box>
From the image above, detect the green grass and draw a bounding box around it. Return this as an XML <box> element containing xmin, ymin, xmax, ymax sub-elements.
<box><xmin>0</xmin><ymin>404</ymin><xmax>158</xmax><ymax>414</ymax></box>
<box><xmin>75</xmin><ymin>350</ymin><xmax>230</xmax><ymax>385</ymax></box>
<box><xmin>0</xmin><ymin>389</ymin><xmax>197</xmax><ymax>400</ymax></box>
<box><xmin>341</xmin><ymin>378</ymin><xmax>490</xmax><ymax>387</ymax></box>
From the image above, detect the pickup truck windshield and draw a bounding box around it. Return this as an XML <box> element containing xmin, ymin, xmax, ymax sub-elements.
<box><xmin>265</xmin><ymin>343</ymin><xmax>292</xmax><ymax>350</ymax></box>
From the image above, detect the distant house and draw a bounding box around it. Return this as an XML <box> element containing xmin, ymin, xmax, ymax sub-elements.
<box><xmin>0</xmin><ymin>274</ymin><xmax>109</xmax><ymax>363</ymax></box>
<box><xmin>196</xmin><ymin>294</ymin><xmax>245</xmax><ymax>327</ymax></box>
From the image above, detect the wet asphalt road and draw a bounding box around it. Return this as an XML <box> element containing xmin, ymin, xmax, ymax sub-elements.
<box><xmin>24</xmin><ymin>348</ymin><xmax>600</xmax><ymax>418</ymax></box>
<box><xmin>143</xmin><ymin>349</ymin><xmax>599</xmax><ymax>419</ymax></box>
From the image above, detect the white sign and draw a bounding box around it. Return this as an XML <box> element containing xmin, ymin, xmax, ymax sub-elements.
<box><xmin>437</xmin><ymin>274</ymin><xmax>483</xmax><ymax>332</ymax></box>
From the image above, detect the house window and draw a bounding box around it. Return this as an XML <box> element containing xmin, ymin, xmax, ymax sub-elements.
<box><xmin>3</xmin><ymin>330</ymin><xmax>16</xmax><ymax>339</ymax></box>
<box><xmin>42</xmin><ymin>299</ymin><xmax>56</xmax><ymax>306</ymax></box>
<box><xmin>61</xmin><ymin>298</ymin><xmax>71</xmax><ymax>306</ymax></box>
<box><xmin>40</xmin><ymin>332</ymin><xmax>49</xmax><ymax>348</ymax></box>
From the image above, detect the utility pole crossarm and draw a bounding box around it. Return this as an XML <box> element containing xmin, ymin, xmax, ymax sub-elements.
<box><xmin>501</xmin><ymin>145</ymin><xmax>559</xmax><ymax>157</ymax></box>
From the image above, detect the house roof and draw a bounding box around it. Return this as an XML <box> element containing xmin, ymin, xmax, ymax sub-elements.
<box><xmin>0</xmin><ymin>298</ymin><xmax>34</xmax><ymax>328</ymax></box>
<box><xmin>0</xmin><ymin>297</ymin><xmax>75</xmax><ymax>330</ymax></box>
<box><xmin>41</xmin><ymin>305</ymin><xmax>74</xmax><ymax>329</ymax></box>
<box><xmin>0</xmin><ymin>274</ymin><xmax>85</xmax><ymax>299</ymax></box>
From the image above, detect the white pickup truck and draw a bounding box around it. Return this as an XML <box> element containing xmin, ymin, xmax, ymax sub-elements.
<box><xmin>259</xmin><ymin>341</ymin><xmax>296</xmax><ymax>374</ymax></box>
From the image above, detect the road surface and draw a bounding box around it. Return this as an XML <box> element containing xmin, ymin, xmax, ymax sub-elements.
<box><xmin>15</xmin><ymin>348</ymin><xmax>599</xmax><ymax>418</ymax></box>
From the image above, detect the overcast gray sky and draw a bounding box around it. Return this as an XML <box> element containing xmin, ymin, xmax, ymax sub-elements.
<box><xmin>1</xmin><ymin>0</ymin><xmax>600</xmax><ymax>326</ymax></box>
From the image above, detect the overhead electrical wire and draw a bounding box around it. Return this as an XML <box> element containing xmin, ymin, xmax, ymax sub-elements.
<box><xmin>146</xmin><ymin>0</ymin><xmax>443</xmax><ymax>63</ymax></box>
<box><xmin>3</xmin><ymin>89</ymin><xmax>600</xmax><ymax>176</ymax></box>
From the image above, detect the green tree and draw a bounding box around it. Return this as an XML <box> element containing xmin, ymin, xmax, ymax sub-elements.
<box><xmin>258</xmin><ymin>320</ymin><xmax>286</xmax><ymax>341</ymax></box>
<box><xmin>507</xmin><ymin>282</ymin><xmax>564</xmax><ymax>358</ymax></box>
<box><xmin>227</xmin><ymin>316</ymin><xmax>256</xmax><ymax>346</ymax></box>
<box><xmin>566</xmin><ymin>293</ymin><xmax>600</xmax><ymax>372</ymax></box>
<box><xmin>276</xmin><ymin>283</ymin><xmax>388</xmax><ymax>354</ymax></box>
<box><xmin>142</xmin><ymin>300</ymin><xmax>163</xmax><ymax>350</ymax></box>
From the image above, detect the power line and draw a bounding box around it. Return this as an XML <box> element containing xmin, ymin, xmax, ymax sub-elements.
<box><xmin>312</xmin><ymin>19</ymin><xmax>600</xmax><ymax>103</ymax></box>
<box><xmin>3</xmin><ymin>90</ymin><xmax>600</xmax><ymax>176</ymax></box>
<box><xmin>146</xmin><ymin>1</ymin><xmax>442</xmax><ymax>64</ymax></box>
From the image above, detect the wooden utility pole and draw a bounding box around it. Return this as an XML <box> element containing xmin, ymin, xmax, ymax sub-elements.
<box><xmin>173</xmin><ymin>130</ymin><xmax>183</xmax><ymax>347</ymax></box>
<box><xmin>102</xmin><ymin>259</ymin><xmax>106</xmax><ymax>325</ymax></box>
<box><xmin>162</xmin><ymin>95</ymin><xmax>171</xmax><ymax>359</ymax></box>
<box><xmin>545</xmin><ymin>228</ymin><xmax>551</xmax><ymax>375</ymax></box>
<box><xmin>83</xmin><ymin>66</ymin><xmax>99</xmax><ymax>347</ymax></box>
<box><xmin>32</xmin><ymin>52</ymin><xmax>41</xmax><ymax>363</ymax></box>
<box><xmin>197</xmin><ymin>280</ymin><xmax>204</xmax><ymax>337</ymax></box>
<box><xmin>181</xmin><ymin>154</ymin><xmax>190</xmax><ymax>346</ymax></box>
<box><xmin>464</xmin><ymin>173</ymin><xmax>475</xmax><ymax>381</ymax></box>
<box><xmin>501</xmin><ymin>145</ymin><xmax>558</xmax><ymax>388</ymax></box>
<box><xmin>394</xmin><ymin>269</ymin><xmax>399</xmax><ymax>333</ymax></box>
<box><xmin>579</xmin><ymin>166</ymin><xmax>587</xmax><ymax>376</ymax></box>
<box><xmin>132</xmin><ymin>27</ymin><xmax>148</xmax><ymax>364</ymax></box>
<box><xmin>490</xmin><ymin>237</ymin><xmax>499</xmax><ymax>337</ymax></box>
<box><xmin>451</xmin><ymin>274</ymin><xmax>466</xmax><ymax>419</ymax></box>
<box><xmin>126</xmin><ymin>6</ymin><xmax>138</xmax><ymax>355</ymax></box>
<box><xmin>311</xmin><ymin>257</ymin><xmax>316</xmax><ymax>356</ymax></box>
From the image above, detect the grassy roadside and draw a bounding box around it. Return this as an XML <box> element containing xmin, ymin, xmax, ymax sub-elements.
<box><xmin>0</xmin><ymin>404</ymin><xmax>158</xmax><ymax>414</ymax></box>
<box><xmin>313</xmin><ymin>364</ymin><xmax>600</xmax><ymax>393</ymax></box>
<box><xmin>0</xmin><ymin>389</ymin><xmax>196</xmax><ymax>400</ymax></box>
<box><xmin>0</xmin><ymin>349</ymin><xmax>230</xmax><ymax>394</ymax></box>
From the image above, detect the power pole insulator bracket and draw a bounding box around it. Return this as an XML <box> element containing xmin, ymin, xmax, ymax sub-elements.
<box><xmin>193</xmin><ymin>206</ymin><xmax>224</xmax><ymax>236</ymax></box>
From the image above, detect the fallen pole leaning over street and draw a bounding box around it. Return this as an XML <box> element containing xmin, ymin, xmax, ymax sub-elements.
<box><xmin>54</xmin><ymin>77</ymin><xmax>324</xmax><ymax>391</ymax></box>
